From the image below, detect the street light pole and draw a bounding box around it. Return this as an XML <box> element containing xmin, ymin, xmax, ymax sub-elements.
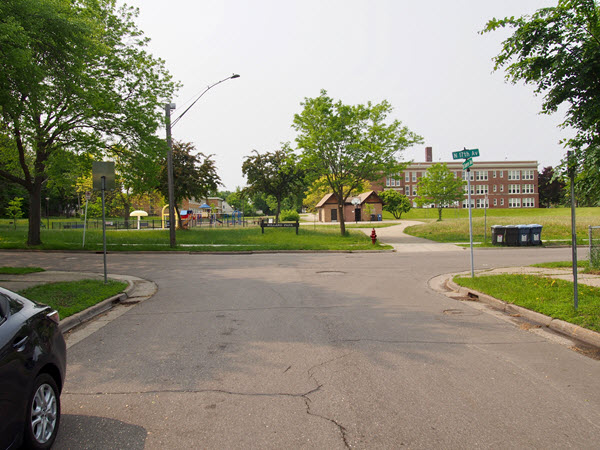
<box><xmin>164</xmin><ymin>73</ymin><xmax>240</xmax><ymax>248</ymax></box>
<box><xmin>165</xmin><ymin>103</ymin><xmax>177</xmax><ymax>248</ymax></box>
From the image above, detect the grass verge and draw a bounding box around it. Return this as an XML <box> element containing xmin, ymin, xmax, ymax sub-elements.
<box><xmin>0</xmin><ymin>266</ymin><xmax>45</xmax><ymax>274</ymax></box>
<box><xmin>0</xmin><ymin>227</ymin><xmax>391</xmax><ymax>251</ymax></box>
<box><xmin>531</xmin><ymin>260</ymin><xmax>600</xmax><ymax>275</ymax></box>
<box><xmin>454</xmin><ymin>274</ymin><xmax>600</xmax><ymax>332</ymax></box>
<box><xmin>18</xmin><ymin>279</ymin><xmax>127</xmax><ymax>319</ymax></box>
<box><xmin>400</xmin><ymin>206</ymin><xmax>599</xmax><ymax>244</ymax></box>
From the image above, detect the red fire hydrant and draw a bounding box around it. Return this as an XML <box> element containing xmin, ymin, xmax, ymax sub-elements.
<box><xmin>370</xmin><ymin>228</ymin><xmax>377</xmax><ymax>244</ymax></box>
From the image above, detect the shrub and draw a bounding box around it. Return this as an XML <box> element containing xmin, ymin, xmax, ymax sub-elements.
<box><xmin>280</xmin><ymin>209</ymin><xmax>300</xmax><ymax>222</ymax></box>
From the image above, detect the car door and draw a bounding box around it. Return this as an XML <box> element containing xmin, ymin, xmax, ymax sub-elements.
<box><xmin>0</xmin><ymin>293</ymin><xmax>28</xmax><ymax>449</ymax></box>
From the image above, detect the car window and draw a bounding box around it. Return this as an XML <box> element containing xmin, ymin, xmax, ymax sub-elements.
<box><xmin>0</xmin><ymin>292</ymin><xmax>24</xmax><ymax>315</ymax></box>
<box><xmin>0</xmin><ymin>294</ymin><xmax>9</xmax><ymax>324</ymax></box>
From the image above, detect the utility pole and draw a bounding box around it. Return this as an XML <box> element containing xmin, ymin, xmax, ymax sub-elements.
<box><xmin>165</xmin><ymin>103</ymin><xmax>176</xmax><ymax>248</ymax></box>
<box><xmin>164</xmin><ymin>73</ymin><xmax>240</xmax><ymax>248</ymax></box>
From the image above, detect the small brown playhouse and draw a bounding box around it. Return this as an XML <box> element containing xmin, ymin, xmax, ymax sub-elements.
<box><xmin>315</xmin><ymin>191</ymin><xmax>383</xmax><ymax>223</ymax></box>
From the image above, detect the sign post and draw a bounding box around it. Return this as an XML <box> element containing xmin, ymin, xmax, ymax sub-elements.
<box><xmin>454</xmin><ymin>148</ymin><xmax>480</xmax><ymax>278</ymax></box>
<box><xmin>82</xmin><ymin>191</ymin><xmax>91</xmax><ymax>248</ymax></box>
<box><xmin>92</xmin><ymin>162</ymin><xmax>115</xmax><ymax>284</ymax></box>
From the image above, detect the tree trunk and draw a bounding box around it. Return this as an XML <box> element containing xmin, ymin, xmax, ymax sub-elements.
<box><xmin>275</xmin><ymin>198</ymin><xmax>281</xmax><ymax>223</ymax></box>
<box><xmin>175</xmin><ymin>206</ymin><xmax>184</xmax><ymax>229</ymax></box>
<box><xmin>338</xmin><ymin>201</ymin><xmax>346</xmax><ymax>235</ymax></box>
<box><xmin>437</xmin><ymin>207</ymin><xmax>443</xmax><ymax>221</ymax></box>
<box><xmin>27</xmin><ymin>180</ymin><xmax>43</xmax><ymax>245</ymax></box>
<box><xmin>122</xmin><ymin>194</ymin><xmax>131</xmax><ymax>228</ymax></box>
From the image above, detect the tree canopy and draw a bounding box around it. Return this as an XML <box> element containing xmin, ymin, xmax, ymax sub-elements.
<box><xmin>158</xmin><ymin>141</ymin><xmax>221</xmax><ymax>227</ymax></box>
<box><xmin>483</xmin><ymin>0</ymin><xmax>600</xmax><ymax>201</ymax></box>
<box><xmin>379</xmin><ymin>190</ymin><xmax>412</xmax><ymax>220</ymax></box>
<box><xmin>538</xmin><ymin>166</ymin><xmax>566</xmax><ymax>207</ymax></box>
<box><xmin>0</xmin><ymin>0</ymin><xmax>177</xmax><ymax>244</ymax></box>
<box><xmin>293</xmin><ymin>90</ymin><xmax>422</xmax><ymax>234</ymax></box>
<box><xmin>416</xmin><ymin>164</ymin><xmax>465</xmax><ymax>221</ymax></box>
<box><xmin>241</xmin><ymin>145</ymin><xmax>305</xmax><ymax>223</ymax></box>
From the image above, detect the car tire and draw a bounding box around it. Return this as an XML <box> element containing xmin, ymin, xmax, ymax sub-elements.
<box><xmin>23</xmin><ymin>373</ymin><xmax>61</xmax><ymax>450</ymax></box>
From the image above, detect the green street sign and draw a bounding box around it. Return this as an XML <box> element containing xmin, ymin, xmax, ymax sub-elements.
<box><xmin>462</xmin><ymin>158</ymin><xmax>474</xmax><ymax>170</ymax></box>
<box><xmin>453</xmin><ymin>148</ymin><xmax>480</xmax><ymax>160</ymax></box>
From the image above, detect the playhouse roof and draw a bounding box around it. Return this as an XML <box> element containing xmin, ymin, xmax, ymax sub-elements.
<box><xmin>316</xmin><ymin>191</ymin><xmax>381</xmax><ymax>208</ymax></box>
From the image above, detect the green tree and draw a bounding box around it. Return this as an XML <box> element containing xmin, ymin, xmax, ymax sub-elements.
<box><xmin>158</xmin><ymin>141</ymin><xmax>221</xmax><ymax>228</ymax></box>
<box><xmin>483</xmin><ymin>0</ymin><xmax>600</xmax><ymax>201</ymax></box>
<box><xmin>538</xmin><ymin>166</ymin><xmax>566</xmax><ymax>208</ymax></box>
<box><xmin>226</xmin><ymin>188</ymin><xmax>254</xmax><ymax>215</ymax></box>
<box><xmin>293</xmin><ymin>90</ymin><xmax>422</xmax><ymax>235</ymax></box>
<box><xmin>416</xmin><ymin>164</ymin><xmax>465</xmax><ymax>221</ymax></box>
<box><xmin>6</xmin><ymin>197</ymin><xmax>24</xmax><ymax>230</ymax></box>
<box><xmin>250</xmin><ymin>192</ymin><xmax>271</xmax><ymax>216</ymax></box>
<box><xmin>242</xmin><ymin>144</ymin><xmax>305</xmax><ymax>223</ymax></box>
<box><xmin>379</xmin><ymin>190</ymin><xmax>412</xmax><ymax>219</ymax></box>
<box><xmin>0</xmin><ymin>0</ymin><xmax>176</xmax><ymax>245</ymax></box>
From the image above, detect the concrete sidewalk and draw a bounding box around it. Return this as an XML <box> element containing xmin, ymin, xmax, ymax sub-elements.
<box><xmin>0</xmin><ymin>270</ymin><xmax>157</xmax><ymax>333</ymax></box>
<box><xmin>359</xmin><ymin>221</ymin><xmax>466</xmax><ymax>252</ymax></box>
<box><xmin>431</xmin><ymin>266</ymin><xmax>600</xmax><ymax>349</ymax></box>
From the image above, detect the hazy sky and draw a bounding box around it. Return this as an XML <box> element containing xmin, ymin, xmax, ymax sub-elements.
<box><xmin>124</xmin><ymin>0</ymin><xmax>567</xmax><ymax>191</ymax></box>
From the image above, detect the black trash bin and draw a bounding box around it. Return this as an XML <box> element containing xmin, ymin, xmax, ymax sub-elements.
<box><xmin>504</xmin><ymin>225</ymin><xmax>519</xmax><ymax>246</ymax></box>
<box><xmin>517</xmin><ymin>225</ymin><xmax>531</xmax><ymax>246</ymax></box>
<box><xmin>491</xmin><ymin>225</ymin><xmax>506</xmax><ymax>245</ymax></box>
<box><xmin>528</xmin><ymin>224</ymin><xmax>543</xmax><ymax>245</ymax></box>
<box><xmin>370</xmin><ymin>214</ymin><xmax>377</xmax><ymax>221</ymax></box>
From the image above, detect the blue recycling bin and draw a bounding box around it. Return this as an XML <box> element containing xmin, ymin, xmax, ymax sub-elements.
<box><xmin>517</xmin><ymin>225</ymin><xmax>531</xmax><ymax>246</ymax></box>
<box><xmin>491</xmin><ymin>225</ymin><xmax>506</xmax><ymax>245</ymax></box>
<box><xmin>528</xmin><ymin>224</ymin><xmax>543</xmax><ymax>246</ymax></box>
<box><xmin>504</xmin><ymin>225</ymin><xmax>519</xmax><ymax>246</ymax></box>
<box><xmin>377</xmin><ymin>214</ymin><xmax>382</xmax><ymax>221</ymax></box>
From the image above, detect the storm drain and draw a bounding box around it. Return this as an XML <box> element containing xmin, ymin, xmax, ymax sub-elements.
<box><xmin>316</xmin><ymin>271</ymin><xmax>346</xmax><ymax>275</ymax></box>
<box><xmin>443</xmin><ymin>309</ymin><xmax>465</xmax><ymax>315</ymax></box>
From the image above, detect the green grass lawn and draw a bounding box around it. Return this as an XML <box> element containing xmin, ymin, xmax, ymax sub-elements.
<box><xmin>454</xmin><ymin>274</ymin><xmax>600</xmax><ymax>332</ymax></box>
<box><xmin>18</xmin><ymin>279</ymin><xmax>127</xmax><ymax>319</ymax></box>
<box><xmin>0</xmin><ymin>266</ymin><xmax>45</xmax><ymax>274</ymax></box>
<box><xmin>399</xmin><ymin>207</ymin><xmax>600</xmax><ymax>244</ymax></box>
<box><xmin>0</xmin><ymin>226</ymin><xmax>391</xmax><ymax>251</ymax></box>
<box><xmin>531</xmin><ymin>260</ymin><xmax>600</xmax><ymax>275</ymax></box>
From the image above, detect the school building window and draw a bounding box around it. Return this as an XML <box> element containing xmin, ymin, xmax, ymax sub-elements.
<box><xmin>508</xmin><ymin>170</ymin><xmax>521</xmax><ymax>180</ymax></box>
<box><xmin>522</xmin><ymin>198</ymin><xmax>535</xmax><ymax>208</ymax></box>
<box><xmin>523</xmin><ymin>170</ymin><xmax>535</xmax><ymax>180</ymax></box>
<box><xmin>508</xmin><ymin>184</ymin><xmax>520</xmax><ymax>194</ymax></box>
<box><xmin>476</xmin><ymin>185</ymin><xmax>488</xmax><ymax>195</ymax></box>
<box><xmin>476</xmin><ymin>171</ymin><xmax>488</xmax><ymax>181</ymax></box>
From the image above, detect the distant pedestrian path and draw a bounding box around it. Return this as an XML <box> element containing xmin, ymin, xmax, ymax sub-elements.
<box><xmin>361</xmin><ymin>221</ymin><xmax>465</xmax><ymax>252</ymax></box>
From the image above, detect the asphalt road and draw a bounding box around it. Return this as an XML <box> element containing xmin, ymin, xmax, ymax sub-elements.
<box><xmin>2</xmin><ymin>246</ymin><xmax>599</xmax><ymax>449</ymax></box>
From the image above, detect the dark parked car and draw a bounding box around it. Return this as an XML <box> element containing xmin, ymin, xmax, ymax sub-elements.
<box><xmin>0</xmin><ymin>287</ymin><xmax>66</xmax><ymax>449</ymax></box>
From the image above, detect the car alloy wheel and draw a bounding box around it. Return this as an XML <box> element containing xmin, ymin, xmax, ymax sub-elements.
<box><xmin>25</xmin><ymin>374</ymin><xmax>61</xmax><ymax>449</ymax></box>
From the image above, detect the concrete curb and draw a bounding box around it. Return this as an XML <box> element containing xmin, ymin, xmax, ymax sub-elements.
<box><xmin>444</xmin><ymin>275</ymin><xmax>600</xmax><ymax>349</ymax></box>
<box><xmin>59</xmin><ymin>279</ymin><xmax>147</xmax><ymax>334</ymax></box>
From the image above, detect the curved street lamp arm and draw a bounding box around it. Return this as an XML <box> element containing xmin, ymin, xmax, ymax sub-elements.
<box><xmin>171</xmin><ymin>74</ymin><xmax>240</xmax><ymax>128</ymax></box>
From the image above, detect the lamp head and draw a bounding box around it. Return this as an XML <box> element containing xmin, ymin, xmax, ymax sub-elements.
<box><xmin>231</xmin><ymin>74</ymin><xmax>240</xmax><ymax>79</ymax></box>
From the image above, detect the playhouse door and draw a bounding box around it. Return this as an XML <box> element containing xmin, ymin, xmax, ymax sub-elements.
<box><xmin>354</xmin><ymin>208</ymin><xmax>361</xmax><ymax>222</ymax></box>
<box><xmin>330</xmin><ymin>208</ymin><xmax>337</xmax><ymax>222</ymax></box>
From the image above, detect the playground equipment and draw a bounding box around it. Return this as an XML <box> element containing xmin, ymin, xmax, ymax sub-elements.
<box><xmin>161</xmin><ymin>205</ymin><xmax>179</xmax><ymax>229</ymax></box>
<box><xmin>130</xmin><ymin>210</ymin><xmax>148</xmax><ymax>229</ymax></box>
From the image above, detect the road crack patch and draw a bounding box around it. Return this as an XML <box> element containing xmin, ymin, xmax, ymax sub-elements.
<box><xmin>302</xmin><ymin>352</ymin><xmax>353</xmax><ymax>449</ymax></box>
